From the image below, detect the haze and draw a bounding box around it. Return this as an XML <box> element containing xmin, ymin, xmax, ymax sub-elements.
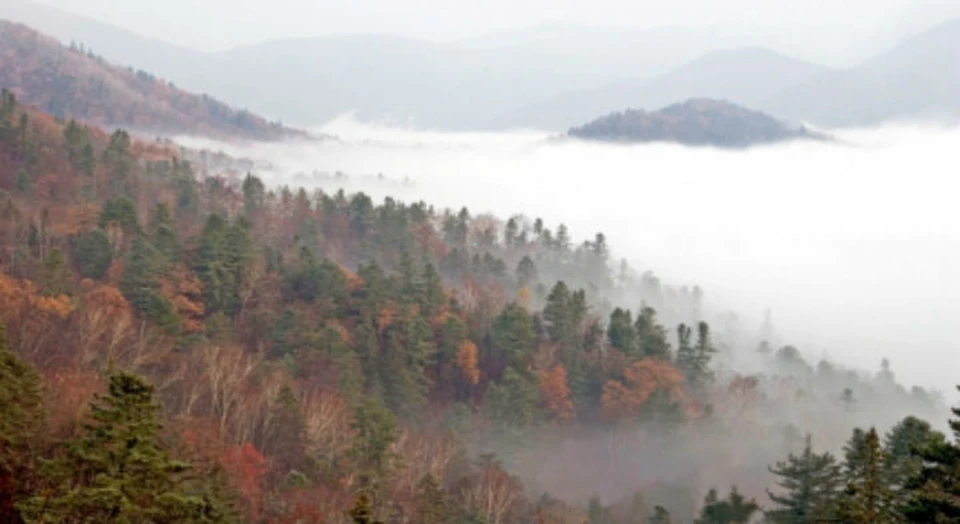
<box><xmin>179</xmin><ymin>121</ymin><xmax>960</xmax><ymax>397</ymax></box>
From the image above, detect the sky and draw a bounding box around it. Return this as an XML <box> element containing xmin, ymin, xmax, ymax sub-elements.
<box><xmin>30</xmin><ymin>0</ymin><xmax>960</xmax><ymax>54</ymax></box>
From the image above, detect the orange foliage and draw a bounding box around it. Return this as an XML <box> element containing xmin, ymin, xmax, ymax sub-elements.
<box><xmin>222</xmin><ymin>442</ymin><xmax>268</xmax><ymax>520</ymax></box>
<box><xmin>539</xmin><ymin>365</ymin><xmax>575</xmax><ymax>422</ymax></box>
<box><xmin>43</xmin><ymin>369</ymin><xmax>102</xmax><ymax>439</ymax></box>
<box><xmin>456</xmin><ymin>340</ymin><xmax>480</xmax><ymax>386</ymax></box>
<box><xmin>378</xmin><ymin>302</ymin><xmax>397</xmax><ymax>332</ymax></box>
<box><xmin>601</xmin><ymin>359</ymin><xmax>687</xmax><ymax>421</ymax></box>
<box><xmin>0</xmin><ymin>272</ymin><xmax>73</xmax><ymax>363</ymax></box>
<box><xmin>160</xmin><ymin>265</ymin><xmax>205</xmax><ymax>333</ymax></box>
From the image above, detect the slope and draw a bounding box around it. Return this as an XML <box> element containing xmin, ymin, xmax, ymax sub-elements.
<box><xmin>493</xmin><ymin>47</ymin><xmax>830</xmax><ymax>131</ymax></box>
<box><xmin>763</xmin><ymin>18</ymin><xmax>960</xmax><ymax>127</ymax></box>
<box><xmin>0</xmin><ymin>20</ymin><xmax>302</xmax><ymax>140</ymax></box>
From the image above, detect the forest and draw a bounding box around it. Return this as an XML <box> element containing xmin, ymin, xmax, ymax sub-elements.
<box><xmin>1</xmin><ymin>86</ymin><xmax>959</xmax><ymax>524</ymax></box>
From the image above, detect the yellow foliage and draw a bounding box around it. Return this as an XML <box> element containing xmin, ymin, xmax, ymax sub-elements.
<box><xmin>456</xmin><ymin>340</ymin><xmax>480</xmax><ymax>386</ymax></box>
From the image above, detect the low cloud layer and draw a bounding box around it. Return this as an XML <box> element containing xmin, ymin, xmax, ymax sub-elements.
<box><xmin>180</xmin><ymin>119</ymin><xmax>960</xmax><ymax>396</ymax></box>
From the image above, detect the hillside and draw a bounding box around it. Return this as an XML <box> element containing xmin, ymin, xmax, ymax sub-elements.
<box><xmin>568</xmin><ymin>99</ymin><xmax>823</xmax><ymax>147</ymax></box>
<box><xmin>763</xmin><ymin>18</ymin><xmax>960</xmax><ymax>126</ymax></box>
<box><xmin>493</xmin><ymin>47</ymin><xmax>830</xmax><ymax>131</ymax></box>
<box><xmin>0</xmin><ymin>20</ymin><xmax>303</xmax><ymax>140</ymax></box>
<box><xmin>0</xmin><ymin>79</ymin><xmax>955</xmax><ymax>523</ymax></box>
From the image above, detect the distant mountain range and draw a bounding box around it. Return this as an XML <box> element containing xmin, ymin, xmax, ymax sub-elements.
<box><xmin>567</xmin><ymin>99</ymin><xmax>825</xmax><ymax>147</ymax></box>
<box><xmin>2</xmin><ymin>0</ymin><xmax>959</xmax><ymax>131</ymax></box>
<box><xmin>0</xmin><ymin>20</ymin><xmax>303</xmax><ymax>140</ymax></box>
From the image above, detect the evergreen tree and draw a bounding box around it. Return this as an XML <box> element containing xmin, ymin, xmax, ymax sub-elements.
<box><xmin>263</xmin><ymin>385</ymin><xmax>307</xmax><ymax>480</ymax></box>
<box><xmin>380</xmin><ymin>307</ymin><xmax>433</xmax><ymax>417</ymax></box>
<box><xmin>0</xmin><ymin>326</ymin><xmax>44</xmax><ymax>524</ymax></box>
<box><xmin>837</xmin><ymin>427</ymin><xmax>899</xmax><ymax>523</ymax></box>
<box><xmin>766</xmin><ymin>435</ymin><xmax>842</xmax><ymax>523</ymax></box>
<box><xmin>349</xmin><ymin>492</ymin><xmax>384</xmax><ymax>524</ymax></box>
<box><xmin>149</xmin><ymin>203</ymin><xmax>178</xmax><ymax>262</ymax></box>
<box><xmin>516</xmin><ymin>255</ymin><xmax>538</xmax><ymax>288</ymax></box>
<box><xmin>885</xmin><ymin>416</ymin><xmax>945</xmax><ymax>507</ymax></box>
<box><xmin>121</xmin><ymin>235</ymin><xmax>177</xmax><ymax>329</ymax></box>
<box><xmin>415</xmin><ymin>474</ymin><xmax>450</xmax><ymax>524</ymax></box>
<box><xmin>18</xmin><ymin>372</ymin><xmax>233</xmax><ymax>523</ymax></box>
<box><xmin>484</xmin><ymin>367</ymin><xmax>541</xmax><ymax>429</ymax></box>
<box><xmin>73</xmin><ymin>229</ymin><xmax>113</xmax><ymax>279</ymax></box>
<box><xmin>491</xmin><ymin>303</ymin><xmax>536</xmax><ymax>369</ymax></box>
<box><xmin>902</xmin><ymin>387</ymin><xmax>960</xmax><ymax>523</ymax></box>
<box><xmin>635</xmin><ymin>307</ymin><xmax>671</xmax><ymax>360</ymax></box>
<box><xmin>649</xmin><ymin>506</ymin><xmax>672</xmax><ymax>524</ymax></box>
<box><xmin>349</xmin><ymin>401</ymin><xmax>398</xmax><ymax>493</ymax></box>
<box><xmin>695</xmin><ymin>487</ymin><xmax>759</xmax><ymax>524</ymax></box>
<box><xmin>607</xmin><ymin>308</ymin><xmax>638</xmax><ymax>356</ymax></box>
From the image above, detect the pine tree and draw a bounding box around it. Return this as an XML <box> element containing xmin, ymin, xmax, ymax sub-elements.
<box><xmin>121</xmin><ymin>235</ymin><xmax>177</xmax><ymax>328</ymax></box>
<box><xmin>349</xmin><ymin>400</ymin><xmax>398</xmax><ymax>493</ymax></box>
<box><xmin>649</xmin><ymin>506</ymin><xmax>672</xmax><ymax>524</ymax></box>
<box><xmin>837</xmin><ymin>427</ymin><xmax>899</xmax><ymax>523</ymax></box>
<box><xmin>695</xmin><ymin>487</ymin><xmax>759</xmax><ymax>524</ymax></box>
<box><xmin>0</xmin><ymin>326</ymin><xmax>44</xmax><ymax>524</ymax></box>
<box><xmin>884</xmin><ymin>416</ymin><xmax>944</xmax><ymax>514</ymax></box>
<box><xmin>19</xmin><ymin>372</ymin><xmax>233</xmax><ymax>523</ymax></box>
<box><xmin>765</xmin><ymin>435</ymin><xmax>842</xmax><ymax>523</ymax></box>
<box><xmin>607</xmin><ymin>308</ymin><xmax>638</xmax><ymax>356</ymax></box>
<box><xmin>415</xmin><ymin>474</ymin><xmax>450</xmax><ymax>524</ymax></box>
<box><xmin>491</xmin><ymin>302</ymin><xmax>536</xmax><ymax>369</ymax></box>
<box><xmin>73</xmin><ymin>229</ymin><xmax>113</xmax><ymax>279</ymax></box>
<box><xmin>635</xmin><ymin>307</ymin><xmax>671</xmax><ymax>360</ymax></box>
<box><xmin>902</xmin><ymin>387</ymin><xmax>960</xmax><ymax>523</ymax></box>
<box><xmin>349</xmin><ymin>492</ymin><xmax>384</xmax><ymax>524</ymax></box>
<box><xmin>263</xmin><ymin>385</ymin><xmax>307</xmax><ymax>480</ymax></box>
<box><xmin>149</xmin><ymin>203</ymin><xmax>178</xmax><ymax>262</ymax></box>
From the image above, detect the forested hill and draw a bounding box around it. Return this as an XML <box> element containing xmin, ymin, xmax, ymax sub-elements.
<box><xmin>0</xmin><ymin>20</ymin><xmax>304</xmax><ymax>141</ymax></box>
<box><xmin>568</xmin><ymin>98</ymin><xmax>825</xmax><ymax>147</ymax></box>
<box><xmin>0</xmin><ymin>89</ymin><xmax>957</xmax><ymax>524</ymax></box>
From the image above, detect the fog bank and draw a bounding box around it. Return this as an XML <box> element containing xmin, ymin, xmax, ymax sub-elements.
<box><xmin>179</xmin><ymin>119</ymin><xmax>960</xmax><ymax>396</ymax></box>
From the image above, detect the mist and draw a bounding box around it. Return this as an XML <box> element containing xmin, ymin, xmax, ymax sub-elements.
<box><xmin>180</xmin><ymin>120</ymin><xmax>960</xmax><ymax>401</ymax></box>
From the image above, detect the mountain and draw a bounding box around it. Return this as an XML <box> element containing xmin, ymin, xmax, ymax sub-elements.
<box><xmin>567</xmin><ymin>99</ymin><xmax>824</xmax><ymax>147</ymax></box>
<box><xmin>763</xmin><ymin>18</ymin><xmax>960</xmax><ymax>127</ymax></box>
<box><xmin>0</xmin><ymin>20</ymin><xmax>302</xmax><ymax>140</ymax></box>
<box><xmin>493</xmin><ymin>47</ymin><xmax>830</xmax><ymax>131</ymax></box>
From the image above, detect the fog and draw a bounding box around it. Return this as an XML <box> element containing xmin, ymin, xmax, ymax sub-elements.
<box><xmin>179</xmin><ymin>121</ymin><xmax>960</xmax><ymax>398</ymax></box>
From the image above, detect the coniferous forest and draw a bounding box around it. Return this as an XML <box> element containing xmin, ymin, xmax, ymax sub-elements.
<box><xmin>1</xmin><ymin>87</ymin><xmax>959</xmax><ymax>524</ymax></box>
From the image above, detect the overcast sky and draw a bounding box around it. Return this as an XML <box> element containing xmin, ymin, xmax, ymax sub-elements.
<box><xmin>30</xmin><ymin>0</ymin><xmax>960</xmax><ymax>53</ymax></box>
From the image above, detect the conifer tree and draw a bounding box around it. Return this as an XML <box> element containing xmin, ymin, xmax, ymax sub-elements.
<box><xmin>415</xmin><ymin>474</ymin><xmax>450</xmax><ymax>524</ymax></box>
<box><xmin>19</xmin><ymin>372</ymin><xmax>233</xmax><ymax>523</ymax></box>
<box><xmin>837</xmin><ymin>427</ymin><xmax>899</xmax><ymax>523</ymax></box>
<box><xmin>695</xmin><ymin>487</ymin><xmax>759</xmax><ymax>524</ymax></box>
<box><xmin>902</xmin><ymin>387</ymin><xmax>960</xmax><ymax>522</ymax></box>
<box><xmin>766</xmin><ymin>435</ymin><xmax>842</xmax><ymax>523</ymax></box>
<box><xmin>0</xmin><ymin>326</ymin><xmax>44</xmax><ymax>524</ymax></box>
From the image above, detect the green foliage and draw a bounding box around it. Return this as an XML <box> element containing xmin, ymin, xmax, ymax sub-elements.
<box><xmin>0</xmin><ymin>326</ymin><xmax>44</xmax><ymax>523</ymax></box>
<box><xmin>484</xmin><ymin>367</ymin><xmax>541</xmax><ymax>429</ymax></box>
<box><xmin>263</xmin><ymin>385</ymin><xmax>307</xmax><ymax>479</ymax></box>
<box><xmin>648</xmin><ymin>506</ymin><xmax>672</xmax><ymax>524</ymax></box>
<box><xmin>99</xmin><ymin>197</ymin><xmax>140</xmax><ymax>233</ymax></box>
<box><xmin>120</xmin><ymin>235</ymin><xmax>178</xmax><ymax>329</ymax></box>
<box><xmin>491</xmin><ymin>302</ymin><xmax>536</xmax><ymax>368</ymax></box>
<box><xmin>73</xmin><ymin>229</ymin><xmax>113</xmax><ymax>279</ymax></box>
<box><xmin>694</xmin><ymin>487</ymin><xmax>759</xmax><ymax>524</ymax></box>
<box><xmin>415</xmin><ymin>474</ymin><xmax>450</xmax><ymax>524</ymax></box>
<box><xmin>149</xmin><ymin>203</ymin><xmax>178</xmax><ymax>261</ymax></box>
<box><xmin>194</xmin><ymin>214</ymin><xmax>253</xmax><ymax>317</ymax></box>
<box><xmin>902</xmin><ymin>389</ymin><xmax>960</xmax><ymax>523</ymax></box>
<box><xmin>766</xmin><ymin>435</ymin><xmax>842</xmax><ymax>523</ymax></box>
<box><xmin>349</xmin><ymin>400</ymin><xmax>399</xmax><ymax>491</ymax></box>
<box><xmin>18</xmin><ymin>372</ymin><xmax>235</xmax><ymax>523</ymax></box>
<box><xmin>676</xmin><ymin>322</ymin><xmax>716</xmax><ymax>386</ymax></box>
<box><xmin>380</xmin><ymin>307</ymin><xmax>434</xmax><ymax>417</ymax></box>
<box><xmin>836</xmin><ymin>427</ymin><xmax>899</xmax><ymax>523</ymax></box>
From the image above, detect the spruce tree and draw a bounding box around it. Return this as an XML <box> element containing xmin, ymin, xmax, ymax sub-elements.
<box><xmin>836</xmin><ymin>427</ymin><xmax>899</xmax><ymax>523</ymax></box>
<box><xmin>902</xmin><ymin>387</ymin><xmax>960</xmax><ymax>522</ymax></box>
<box><xmin>415</xmin><ymin>474</ymin><xmax>450</xmax><ymax>524</ymax></box>
<box><xmin>765</xmin><ymin>435</ymin><xmax>842</xmax><ymax>523</ymax></box>
<box><xmin>0</xmin><ymin>326</ymin><xmax>44</xmax><ymax>524</ymax></box>
<box><xmin>695</xmin><ymin>487</ymin><xmax>759</xmax><ymax>524</ymax></box>
<box><xmin>19</xmin><ymin>372</ymin><xmax>232</xmax><ymax>523</ymax></box>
